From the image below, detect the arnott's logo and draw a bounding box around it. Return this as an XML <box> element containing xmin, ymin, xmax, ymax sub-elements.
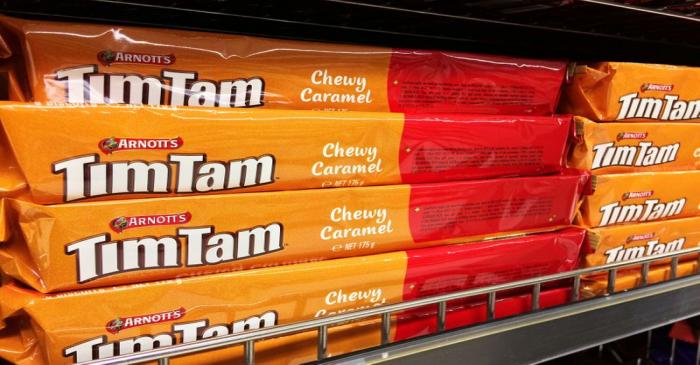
<box><xmin>616</xmin><ymin>132</ymin><xmax>648</xmax><ymax>141</ymax></box>
<box><xmin>622</xmin><ymin>191</ymin><xmax>654</xmax><ymax>200</ymax></box>
<box><xmin>105</xmin><ymin>307</ymin><xmax>186</xmax><ymax>334</ymax></box>
<box><xmin>640</xmin><ymin>83</ymin><xmax>673</xmax><ymax>92</ymax></box>
<box><xmin>110</xmin><ymin>212</ymin><xmax>192</xmax><ymax>233</ymax></box>
<box><xmin>97</xmin><ymin>49</ymin><xmax>175</xmax><ymax>66</ymax></box>
<box><xmin>99</xmin><ymin>137</ymin><xmax>183</xmax><ymax>154</ymax></box>
<box><xmin>626</xmin><ymin>233</ymin><xmax>655</xmax><ymax>242</ymax></box>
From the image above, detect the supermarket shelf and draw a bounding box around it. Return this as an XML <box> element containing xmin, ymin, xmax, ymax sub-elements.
<box><xmin>321</xmin><ymin>271</ymin><xmax>700</xmax><ymax>365</ymax></box>
<box><xmin>3</xmin><ymin>1</ymin><xmax>700</xmax><ymax>364</ymax></box>
<box><xmin>1</xmin><ymin>0</ymin><xmax>700</xmax><ymax>65</ymax></box>
<box><xmin>79</xmin><ymin>247</ymin><xmax>700</xmax><ymax>365</ymax></box>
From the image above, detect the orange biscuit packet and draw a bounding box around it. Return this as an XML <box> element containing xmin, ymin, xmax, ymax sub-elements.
<box><xmin>0</xmin><ymin>103</ymin><xmax>573</xmax><ymax>204</ymax></box>
<box><xmin>584</xmin><ymin>217</ymin><xmax>700</xmax><ymax>268</ymax></box>
<box><xmin>582</xmin><ymin>260</ymin><xmax>697</xmax><ymax>297</ymax></box>
<box><xmin>577</xmin><ymin>170</ymin><xmax>700</xmax><ymax>228</ymax></box>
<box><xmin>0</xmin><ymin>229</ymin><xmax>584</xmax><ymax>364</ymax></box>
<box><xmin>0</xmin><ymin>173</ymin><xmax>587</xmax><ymax>293</ymax></box>
<box><xmin>0</xmin><ymin>15</ymin><xmax>566</xmax><ymax>114</ymax></box>
<box><xmin>563</xmin><ymin>62</ymin><xmax>700</xmax><ymax>122</ymax></box>
<box><xmin>570</xmin><ymin>116</ymin><xmax>700</xmax><ymax>174</ymax></box>
<box><xmin>0</xmin><ymin>286</ymin><xmax>573</xmax><ymax>365</ymax></box>
<box><xmin>0</xmin><ymin>254</ymin><xmax>406</xmax><ymax>365</ymax></box>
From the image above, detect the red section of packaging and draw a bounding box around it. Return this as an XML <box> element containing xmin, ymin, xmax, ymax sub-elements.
<box><xmin>386</xmin><ymin>50</ymin><xmax>567</xmax><ymax>114</ymax></box>
<box><xmin>402</xmin><ymin>228</ymin><xmax>585</xmax><ymax>300</ymax></box>
<box><xmin>395</xmin><ymin>229</ymin><xmax>582</xmax><ymax>341</ymax></box>
<box><xmin>395</xmin><ymin>287</ymin><xmax>571</xmax><ymax>340</ymax></box>
<box><xmin>399</xmin><ymin>114</ymin><xmax>571</xmax><ymax>183</ymax></box>
<box><xmin>407</xmin><ymin>170</ymin><xmax>589</xmax><ymax>243</ymax></box>
<box><xmin>669</xmin><ymin>321</ymin><xmax>698</xmax><ymax>344</ymax></box>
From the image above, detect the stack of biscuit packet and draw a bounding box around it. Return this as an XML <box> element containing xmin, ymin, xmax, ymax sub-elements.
<box><xmin>564</xmin><ymin>62</ymin><xmax>700</xmax><ymax>296</ymax></box>
<box><xmin>0</xmin><ymin>15</ymin><xmax>590</xmax><ymax>365</ymax></box>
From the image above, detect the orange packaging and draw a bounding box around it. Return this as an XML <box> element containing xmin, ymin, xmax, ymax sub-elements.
<box><xmin>584</xmin><ymin>217</ymin><xmax>700</xmax><ymax>268</ymax></box>
<box><xmin>0</xmin><ymin>130</ymin><xmax>24</xmax><ymax>198</ymax></box>
<box><xmin>0</xmin><ymin>15</ymin><xmax>567</xmax><ymax>115</ymax></box>
<box><xmin>582</xmin><ymin>260</ymin><xmax>697</xmax><ymax>297</ymax></box>
<box><xmin>563</xmin><ymin>62</ymin><xmax>700</xmax><ymax>122</ymax></box>
<box><xmin>0</xmin><ymin>103</ymin><xmax>573</xmax><ymax>204</ymax></box>
<box><xmin>577</xmin><ymin>170</ymin><xmax>700</xmax><ymax>228</ymax></box>
<box><xmin>0</xmin><ymin>229</ymin><xmax>584</xmax><ymax>364</ymax></box>
<box><xmin>0</xmin><ymin>172</ymin><xmax>587</xmax><ymax>293</ymax></box>
<box><xmin>570</xmin><ymin>116</ymin><xmax>700</xmax><ymax>174</ymax></box>
<box><xmin>0</xmin><ymin>287</ymin><xmax>573</xmax><ymax>365</ymax></box>
<box><xmin>0</xmin><ymin>286</ymin><xmax>573</xmax><ymax>365</ymax></box>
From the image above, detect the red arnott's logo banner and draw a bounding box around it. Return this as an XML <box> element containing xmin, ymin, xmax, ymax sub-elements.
<box><xmin>97</xmin><ymin>49</ymin><xmax>175</xmax><ymax>66</ymax></box>
<box><xmin>622</xmin><ymin>191</ymin><xmax>654</xmax><ymax>200</ymax></box>
<box><xmin>106</xmin><ymin>307</ymin><xmax>186</xmax><ymax>334</ymax></box>
<box><xmin>640</xmin><ymin>83</ymin><xmax>673</xmax><ymax>92</ymax></box>
<box><xmin>616</xmin><ymin>132</ymin><xmax>648</xmax><ymax>141</ymax></box>
<box><xmin>110</xmin><ymin>212</ymin><xmax>192</xmax><ymax>233</ymax></box>
<box><xmin>99</xmin><ymin>137</ymin><xmax>183</xmax><ymax>154</ymax></box>
<box><xmin>626</xmin><ymin>233</ymin><xmax>655</xmax><ymax>243</ymax></box>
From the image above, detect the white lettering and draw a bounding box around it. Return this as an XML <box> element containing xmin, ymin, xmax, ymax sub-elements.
<box><xmin>55</xmin><ymin>65</ymin><xmax>265</xmax><ymax>107</ymax></box>
<box><xmin>53</xmin><ymin>154</ymin><xmax>275</xmax><ymax>202</ymax></box>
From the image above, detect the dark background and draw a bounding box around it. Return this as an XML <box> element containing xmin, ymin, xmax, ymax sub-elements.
<box><xmin>1</xmin><ymin>0</ymin><xmax>700</xmax><ymax>66</ymax></box>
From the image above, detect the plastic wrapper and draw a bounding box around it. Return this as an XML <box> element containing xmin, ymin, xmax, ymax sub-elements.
<box><xmin>0</xmin><ymin>129</ymin><xmax>24</xmax><ymax>198</ymax></box>
<box><xmin>0</xmin><ymin>171</ymin><xmax>587</xmax><ymax>292</ymax></box>
<box><xmin>582</xmin><ymin>261</ymin><xmax>697</xmax><ymax>298</ymax></box>
<box><xmin>0</xmin><ymin>61</ymin><xmax>25</xmax><ymax>102</ymax></box>
<box><xmin>578</xmin><ymin>170</ymin><xmax>700</xmax><ymax>228</ymax></box>
<box><xmin>0</xmin><ymin>103</ymin><xmax>573</xmax><ymax>204</ymax></box>
<box><xmin>570</xmin><ymin>116</ymin><xmax>700</xmax><ymax>175</ymax></box>
<box><xmin>563</xmin><ymin>62</ymin><xmax>700</xmax><ymax>122</ymax></box>
<box><xmin>0</xmin><ymin>229</ymin><xmax>584</xmax><ymax>364</ymax></box>
<box><xmin>0</xmin><ymin>287</ymin><xmax>571</xmax><ymax>365</ymax></box>
<box><xmin>0</xmin><ymin>15</ymin><xmax>567</xmax><ymax>114</ymax></box>
<box><xmin>395</xmin><ymin>287</ymin><xmax>571</xmax><ymax>340</ymax></box>
<box><xmin>584</xmin><ymin>217</ymin><xmax>700</xmax><ymax>268</ymax></box>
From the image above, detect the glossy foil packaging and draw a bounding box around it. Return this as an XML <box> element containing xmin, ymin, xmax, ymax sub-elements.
<box><xmin>0</xmin><ymin>171</ymin><xmax>587</xmax><ymax>292</ymax></box>
<box><xmin>577</xmin><ymin>170</ymin><xmax>700</xmax><ymax>228</ymax></box>
<box><xmin>570</xmin><ymin>116</ymin><xmax>700</xmax><ymax>175</ymax></box>
<box><xmin>0</xmin><ymin>288</ymin><xmax>572</xmax><ymax>365</ymax></box>
<box><xmin>394</xmin><ymin>287</ymin><xmax>571</xmax><ymax>340</ymax></box>
<box><xmin>0</xmin><ymin>104</ymin><xmax>573</xmax><ymax>204</ymax></box>
<box><xmin>582</xmin><ymin>261</ymin><xmax>697</xmax><ymax>298</ymax></box>
<box><xmin>563</xmin><ymin>62</ymin><xmax>700</xmax><ymax>122</ymax></box>
<box><xmin>0</xmin><ymin>229</ymin><xmax>584</xmax><ymax>365</ymax></box>
<box><xmin>584</xmin><ymin>217</ymin><xmax>700</xmax><ymax>268</ymax></box>
<box><xmin>0</xmin><ymin>15</ymin><xmax>568</xmax><ymax>114</ymax></box>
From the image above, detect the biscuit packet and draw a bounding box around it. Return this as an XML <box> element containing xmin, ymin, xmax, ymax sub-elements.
<box><xmin>0</xmin><ymin>286</ymin><xmax>572</xmax><ymax>365</ymax></box>
<box><xmin>577</xmin><ymin>170</ymin><xmax>700</xmax><ymax>228</ymax></box>
<box><xmin>0</xmin><ymin>15</ymin><xmax>567</xmax><ymax>114</ymax></box>
<box><xmin>0</xmin><ymin>229</ymin><xmax>584</xmax><ymax>364</ymax></box>
<box><xmin>563</xmin><ymin>62</ymin><xmax>700</xmax><ymax>122</ymax></box>
<box><xmin>0</xmin><ymin>103</ymin><xmax>573</xmax><ymax>204</ymax></box>
<box><xmin>0</xmin><ymin>172</ymin><xmax>588</xmax><ymax>293</ymax></box>
<box><xmin>582</xmin><ymin>261</ymin><xmax>697</xmax><ymax>297</ymax></box>
<box><xmin>570</xmin><ymin>116</ymin><xmax>700</xmax><ymax>174</ymax></box>
<box><xmin>584</xmin><ymin>217</ymin><xmax>700</xmax><ymax>268</ymax></box>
